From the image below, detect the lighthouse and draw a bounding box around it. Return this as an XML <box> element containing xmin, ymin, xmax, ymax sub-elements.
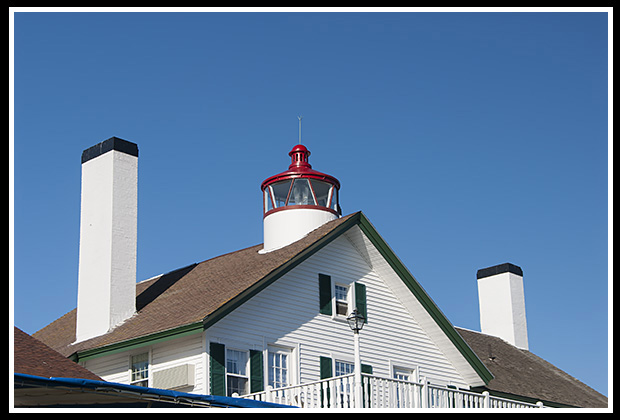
<box><xmin>261</xmin><ymin>144</ymin><xmax>341</xmax><ymax>252</ymax></box>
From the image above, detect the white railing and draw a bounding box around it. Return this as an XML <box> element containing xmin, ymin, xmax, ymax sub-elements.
<box><xmin>241</xmin><ymin>374</ymin><xmax>545</xmax><ymax>408</ymax></box>
<box><xmin>241</xmin><ymin>373</ymin><xmax>358</xmax><ymax>408</ymax></box>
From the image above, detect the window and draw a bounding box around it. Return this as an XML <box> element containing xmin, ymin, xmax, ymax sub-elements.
<box><xmin>334</xmin><ymin>284</ymin><xmax>349</xmax><ymax>316</ymax></box>
<box><xmin>319</xmin><ymin>274</ymin><xmax>367</xmax><ymax>322</ymax></box>
<box><xmin>288</xmin><ymin>178</ymin><xmax>316</xmax><ymax>206</ymax></box>
<box><xmin>210</xmin><ymin>343</ymin><xmax>267</xmax><ymax>396</ymax></box>
<box><xmin>393</xmin><ymin>367</ymin><xmax>413</xmax><ymax>382</ymax></box>
<box><xmin>310</xmin><ymin>180</ymin><xmax>332</xmax><ymax>207</ymax></box>
<box><xmin>270</xmin><ymin>180</ymin><xmax>292</xmax><ymax>208</ymax></box>
<box><xmin>268</xmin><ymin>348</ymin><xmax>290</xmax><ymax>389</ymax></box>
<box><xmin>130</xmin><ymin>353</ymin><xmax>149</xmax><ymax>387</ymax></box>
<box><xmin>226</xmin><ymin>349</ymin><xmax>249</xmax><ymax>397</ymax></box>
<box><xmin>265</xmin><ymin>177</ymin><xmax>338</xmax><ymax>213</ymax></box>
<box><xmin>335</xmin><ymin>360</ymin><xmax>354</xmax><ymax>377</ymax></box>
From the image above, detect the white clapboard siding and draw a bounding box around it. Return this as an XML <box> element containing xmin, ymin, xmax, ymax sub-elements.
<box><xmin>151</xmin><ymin>333</ymin><xmax>205</xmax><ymax>393</ymax></box>
<box><xmin>206</xmin><ymin>234</ymin><xmax>468</xmax><ymax>391</ymax></box>
<box><xmin>83</xmin><ymin>331</ymin><xmax>205</xmax><ymax>393</ymax></box>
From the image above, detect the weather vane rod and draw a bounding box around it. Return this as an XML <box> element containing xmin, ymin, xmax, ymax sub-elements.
<box><xmin>298</xmin><ymin>116</ymin><xmax>303</xmax><ymax>144</ymax></box>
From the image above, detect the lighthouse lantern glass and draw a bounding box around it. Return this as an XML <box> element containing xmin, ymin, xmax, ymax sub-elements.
<box><xmin>310</xmin><ymin>180</ymin><xmax>332</xmax><ymax>207</ymax></box>
<box><xmin>270</xmin><ymin>180</ymin><xmax>292</xmax><ymax>208</ymax></box>
<box><xmin>289</xmin><ymin>179</ymin><xmax>316</xmax><ymax>206</ymax></box>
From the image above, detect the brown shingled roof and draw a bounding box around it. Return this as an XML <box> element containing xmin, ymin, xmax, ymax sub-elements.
<box><xmin>34</xmin><ymin>213</ymin><xmax>359</xmax><ymax>358</ymax></box>
<box><xmin>455</xmin><ymin>327</ymin><xmax>608</xmax><ymax>408</ymax></box>
<box><xmin>13</xmin><ymin>327</ymin><xmax>101</xmax><ymax>381</ymax></box>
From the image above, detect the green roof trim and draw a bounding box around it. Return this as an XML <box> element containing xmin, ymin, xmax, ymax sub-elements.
<box><xmin>74</xmin><ymin>322</ymin><xmax>204</xmax><ymax>362</ymax></box>
<box><xmin>355</xmin><ymin>213</ymin><xmax>494</xmax><ymax>385</ymax></box>
<box><xmin>202</xmin><ymin>213</ymin><xmax>361</xmax><ymax>330</ymax></box>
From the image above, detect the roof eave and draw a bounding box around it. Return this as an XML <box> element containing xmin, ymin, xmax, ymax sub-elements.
<box><xmin>202</xmin><ymin>212</ymin><xmax>363</xmax><ymax>330</ymax></box>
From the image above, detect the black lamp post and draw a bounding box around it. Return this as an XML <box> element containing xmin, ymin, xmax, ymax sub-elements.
<box><xmin>346</xmin><ymin>308</ymin><xmax>365</xmax><ymax>333</ymax></box>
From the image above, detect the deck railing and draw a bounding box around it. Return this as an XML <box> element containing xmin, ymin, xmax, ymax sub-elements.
<box><xmin>241</xmin><ymin>373</ymin><xmax>545</xmax><ymax>408</ymax></box>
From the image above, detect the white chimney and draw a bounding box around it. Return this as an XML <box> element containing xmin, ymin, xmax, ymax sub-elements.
<box><xmin>477</xmin><ymin>263</ymin><xmax>529</xmax><ymax>350</ymax></box>
<box><xmin>76</xmin><ymin>137</ymin><xmax>138</xmax><ymax>342</ymax></box>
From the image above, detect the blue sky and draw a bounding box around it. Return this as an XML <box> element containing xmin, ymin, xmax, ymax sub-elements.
<box><xmin>11</xmin><ymin>10</ymin><xmax>610</xmax><ymax>396</ymax></box>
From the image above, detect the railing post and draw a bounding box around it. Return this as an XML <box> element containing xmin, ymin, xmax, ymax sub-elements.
<box><xmin>330</xmin><ymin>377</ymin><xmax>337</xmax><ymax>408</ymax></box>
<box><xmin>421</xmin><ymin>377</ymin><xmax>429</xmax><ymax>408</ymax></box>
<box><xmin>265</xmin><ymin>385</ymin><xmax>273</xmax><ymax>403</ymax></box>
<box><xmin>482</xmin><ymin>390</ymin><xmax>490</xmax><ymax>408</ymax></box>
<box><xmin>536</xmin><ymin>401</ymin><xmax>544</xmax><ymax>408</ymax></box>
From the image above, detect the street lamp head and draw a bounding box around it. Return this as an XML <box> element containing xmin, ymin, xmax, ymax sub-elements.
<box><xmin>346</xmin><ymin>308</ymin><xmax>365</xmax><ymax>333</ymax></box>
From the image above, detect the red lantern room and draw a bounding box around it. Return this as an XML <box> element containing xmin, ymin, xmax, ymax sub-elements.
<box><xmin>260</xmin><ymin>144</ymin><xmax>341</xmax><ymax>252</ymax></box>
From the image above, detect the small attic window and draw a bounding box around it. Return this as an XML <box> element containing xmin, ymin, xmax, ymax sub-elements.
<box><xmin>335</xmin><ymin>284</ymin><xmax>349</xmax><ymax>316</ymax></box>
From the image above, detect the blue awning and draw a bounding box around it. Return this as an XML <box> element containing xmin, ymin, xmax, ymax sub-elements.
<box><xmin>14</xmin><ymin>373</ymin><xmax>295</xmax><ymax>408</ymax></box>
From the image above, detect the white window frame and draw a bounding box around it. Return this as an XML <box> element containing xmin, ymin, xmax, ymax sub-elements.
<box><xmin>129</xmin><ymin>350</ymin><xmax>151</xmax><ymax>387</ymax></box>
<box><xmin>331</xmin><ymin>281</ymin><xmax>354</xmax><ymax>321</ymax></box>
<box><xmin>334</xmin><ymin>359</ymin><xmax>355</xmax><ymax>377</ymax></box>
<box><xmin>267</xmin><ymin>346</ymin><xmax>294</xmax><ymax>389</ymax></box>
<box><xmin>334</xmin><ymin>283</ymin><xmax>350</xmax><ymax>317</ymax></box>
<box><xmin>390</xmin><ymin>361</ymin><xmax>419</xmax><ymax>383</ymax></box>
<box><xmin>225</xmin><ymin>348</ymin><xmax>250</xmax><ymax>397</ymax></box>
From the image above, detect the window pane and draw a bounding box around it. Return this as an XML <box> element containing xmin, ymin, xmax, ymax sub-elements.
<box><xmin>227</xmin><ymin>376</ymin><xmax>248</xmax><ymax>396</ymax></box>
<box><xmin>270</xmin><ymin>180</ymin><xmax>292</xmax><ymax>208</ymax></box>
<box><xmin>393</xmin><ymin>368</ymin><xmax>411</xmax><ymax>382</ymax></box>
<box><xmin>335</xmin><ymin>284</ymin><xmax>348</xmax><ymax>301</ymax></box>
<box><xmin>335</xmin><ymin>360</ymin><xmax>354</xmax><ymax>376</ymax></box>
<box><xmin>310</xmin><ymin>180</ymin><xmax>332</xmax><ymax>207</ymax></box>
<box><xmin>268</xmin><ymin>351</ymin><xmax>290</xmax><ymax>389</ymax></box>
<box><xmin>131</xmin><ymin>353</ymin><xmax>149</xmax><ymax>387</ymax></box>
<box><xmin>288</xmin><ymin>178</ymin><xmax>316</xmax><ymax>206</ymax></box>
<box><xmin>335</xmin><ymin>284</ymin><xmax>349</xmax><ymax>316</ymax></box>
<box><xmin>226</xmin><ymin>349</ymin><xmax>247</xmax><ymax>376</ymax></box>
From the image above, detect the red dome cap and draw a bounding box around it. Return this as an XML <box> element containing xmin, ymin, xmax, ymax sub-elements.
<box><xmin>261</xmin><ymin>144</ymin><xmax>340</xmax><ymax>190</ymax></box>
<box><xmin>288</xmin><ymin>144</ymin><xmax>312</xmax><ymax>170</ymax></box>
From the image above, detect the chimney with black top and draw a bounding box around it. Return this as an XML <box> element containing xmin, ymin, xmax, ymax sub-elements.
<box><xmin>75</xmin><ymin>137</ymin><xmax>138</xmax><ymax>342</ymax></box>
<box><xmin>477</xmin><ymin>263</ymin><xmax>529</xmax><ymax>350</ymax></box>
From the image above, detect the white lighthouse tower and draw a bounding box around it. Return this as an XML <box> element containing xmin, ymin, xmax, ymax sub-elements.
<box><xmin>261</xmin><ymin>144</ymin><xmax>341</xmax><ymax>252</ymax></box>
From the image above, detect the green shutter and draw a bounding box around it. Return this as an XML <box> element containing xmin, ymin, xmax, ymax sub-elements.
<box><xmin>209</xmin><ymin>342</ymin><xmax>226</xmax><ymax>396</ymax></box>
<box><xmin>319</xmin><ymin>356</ymin><xmax>333</xmax><ymax>379</ymax></box>
<box><xmin>249</xmin><ymin>349</ymin><xmax>264</xmax><ymax>393</ymax></box>
<box><xmin>355</xmin><ymin>282</ymin><xmax>367</xmax><ymax>323</ymax></box>
<box><xmin>319</xmin><ymin>274</ymin><xmax>332</xmax><ymax>315</ymax></box>
<box><xmin>319</xmin><ymin>356</ymin><xmax>333</xmax><ymax>408</ymax></box>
